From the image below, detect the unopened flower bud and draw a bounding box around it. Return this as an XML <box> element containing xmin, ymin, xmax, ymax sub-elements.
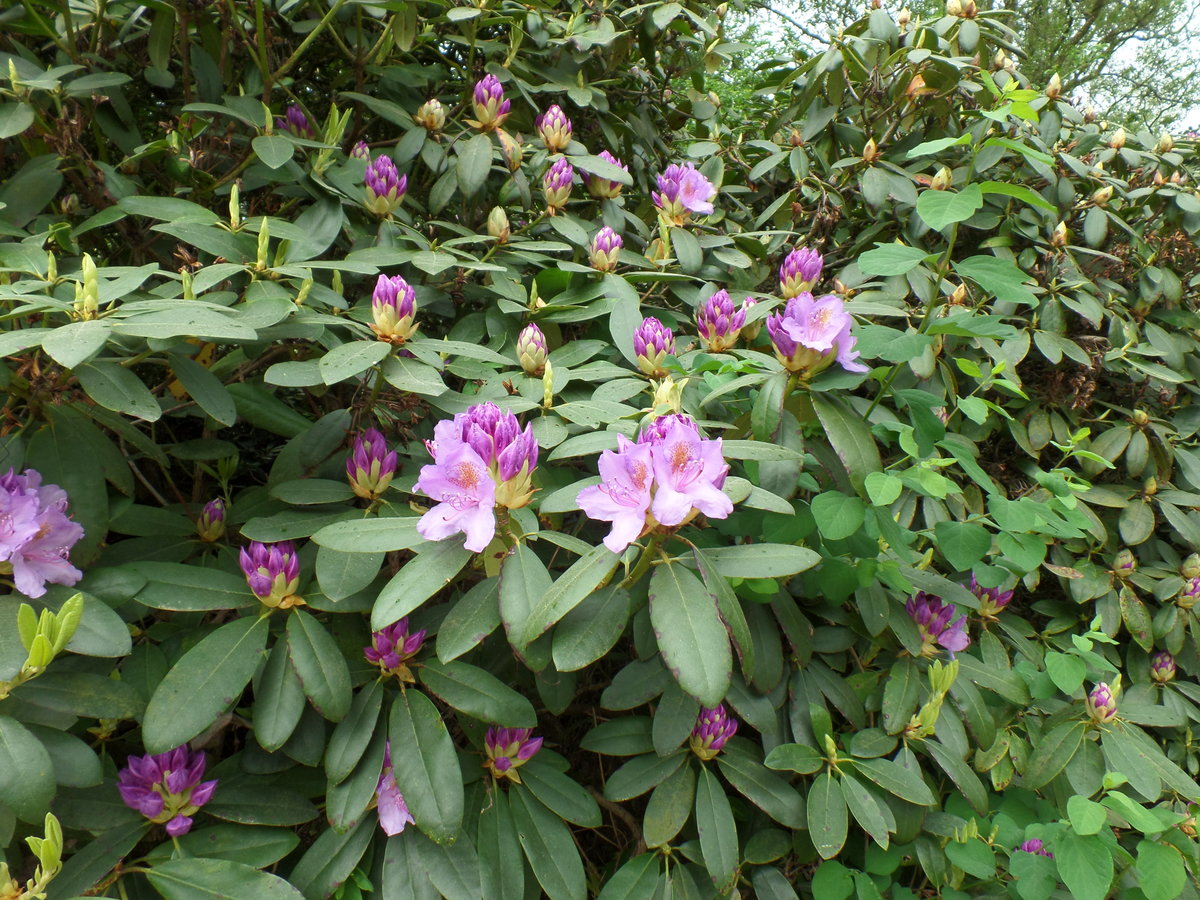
<box><xmin>484</xmin><ymin>727</ymin><xmax>543</xmax><ymax>783</ymax></box>
<box><xmin>370</xmin><ymin>274</ymin><xmax>419</xmax><ymax>345</ymax></box>
<box><xmin>1153</xmin><ymin>170</ymin><xmax>1166</xmax><ymax>186</ymax></box>
<box><xmin>518</xmin><ymin>324</ymin><xmax>548</xmax><ymax>376</ymax></box>
<box><xmin>1086</xmin><ymin>682</ymin><xmax>1118</xmax><ymax>724</ymax></box>
<box><xmin>1112</xmin><ymin>549</ymin><xmax>1137</xmax><ymax>579</ymax></box>
<box><xmin>1155</xmin><ymin>133</ymin><xmax>1174</xmax><ymax>154</ymax></box>
<box><xmin>634</xmin><ymin>317</ymin><xmax>675</xmax><ymax>378</ymax></box>
<box><xmin>945</xmin><ymin>0</ymin><xmax>962</xmax><ymax>15</ymax></box>
<box><xmin>350</xmin><ymin>141</ymin><xmax>370</xmax><ymax>160</ymax></box>
<box><xmin>239</xmin><ymin>541</ymin><xmax>303</xmax><ymax>609</ymax></box>
<box><xmin>1050</xmin><ymin>221</ymin><xmax>1069</xmax><ymax>248</ymax></box>
<box><xmin>1143</xmin><ymin>476</ymin><xmax>1158</xmax><ymax>497</ymax></box>
<box><xmin>347</xmin><ymin>429</ymin><xmax>398</xmax><ymax>500</ymax></box>
<box><xmin>45</xmin><ymin>251</ymin><xmax>57</xmax><ymax>283</ymax></box>
<box><xmin>498</xmin><ymin>129</ymin><xmax>523</xmax><ymax>172</ymax></box>
<box><xmin>488</xmin><ymin>207</ymin><xmax>510</xmax><ymax>243</ymax></box>
<box><xmin>788</xmin><ymin>128</ymin><xmax>804</xmax><ymax>147</ymax></box>
<box><xmin>583</xmin><ymin>150</ymin><xmax>628</xmax><ymax>199</ymax></box>
<box><xmin>961</xmin><ymin>0</ymin><xmax>977</xmax><ymax>15</ymax></box>
<box><xmin>690</xmin><ymin>705</ymin><xmax>738</xmax><ymax>760</ymax></box>
<box><xmin>1150</xmin><ymin>650</ymin><xmax>1176</xmax><ymax>684</ymax></box>
<box><xmin>542</xmin><ymin>158</ymin><xmax>574</xmax><ymax>213</ymax></box>
<box><xmin>898</xmin><ymin>7</ymin><xmax>911</xmax><ymax>26</ymax></box>
<box><xmin>993</xmin><ymin>49</ymin><xmax>1008</xmax><ymax>71</ymax></box>
<box><xmin>364</xmin><ymin>155</ymin><xmax>408</xmax><ymax>216</ymax></box>
<box><xmin>1109</xmin><ymin>128</ymin><xmax>1126</xmax><ymax>150</ymax></box>
<box><xmin>779</xmin><ymin>247</ymin><xmax>823</xmax><ymax>298</ymax></box>
<box><xmin>1183</xmin><ymin>554</ymin><xmax>1200</xmax><ymax>580</ymax></box>
<box><xmin>471</xmin><ymin>74</ymin><xmax>510</xmax><ymax>131</ymax></box>
<box><xmin>1045</xmin><ymin>73</ymin><xmax>1062</xmax><ymax>99</ymax></box>
<box><xmin>589</xmin><ymin>226</ymin><xmax>622</xmax><ymax>272</ymax></box>
<box><xmin>365</xmin><ymin>618</ymin><xmax>426</xmax><ymax>683</ymax></box>
<box><xmin>536</xmin><ymin>104</ymin><xmax>573</xmax><ymax>153</ymax></box>
<box><xmin>1180</xmin><ymin>576</ymin><xmax>1200</xmax><ymax>610</ymax></box>
<box><xmin>256</xmin><ymin>218</ymin><xmax>270</xmax><ymax>268</ymax></box>
<box><xmin>196</xmin><ymin>499</ymin><xmax>226</xmax><ymax>543</ymax></box>
<box><xmin>1092</xmin><ymin>184</ymin><xmax>1113</xmax><ymax>206</ymax></box>
<box><xmin>1083</xmin><ymin>105</ymin><xmax>1097</xmax><ymax>123</ymax></box>
<box><xmin>696</xmin><ymin>289</ymin><xmax>748</xmax><ymax>352</ymax></box>
<box><xmin>930</xmin><ymin>166</ymin><xmax>953</xmax><ymax>191</ymax></box>
<box><xmin>862</xmin><ymin>138</ymin><xmax>879</xmax><ymax>163</ymax></box>
<box><xmin>414</xmin><ymin>99</ymin><xmax>446</xmax><ymax>132</ymax></box>
<box><xmin>949</xmin><ymin>283</ymin><xmax>968</xmax><ymax>305</ymax></box>
<box><xmin>1131</xmin><ymin>409</ymin><xmax>1150</xmax><ymax>427</ymax></box>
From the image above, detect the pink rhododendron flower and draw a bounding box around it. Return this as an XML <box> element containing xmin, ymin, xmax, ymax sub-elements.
<box><xmin>0</xmin><ymin>468</ymin><xmax>84</xmax><ymax>599</ymax></box>
<box><xmin>376</xmin><ymin>743</ymin><xmax>415</xmax><ymax>835</ymax></box>
<box><xmin>415</xmin><ymin>440</ymin><xmax>496</xmax><ymax>552</ymax></box>
<box><xmin>576</xmin><ymin>436</ymin><xmax>655</xmax><ymax>553</ymax></box>
<box><xmin>767</xmin><ymin>291</ymin><xmax>867</xmax><ymax>376</ymax></box>
<box><xmin>654</xmin><ymin>163</ymin><xmax>717</xmax><ymax>222</ymax></box>
<box><xmin>647</xmin><ymin>416</ymin><xmax>732</xmax><ymax>527</ymax></box>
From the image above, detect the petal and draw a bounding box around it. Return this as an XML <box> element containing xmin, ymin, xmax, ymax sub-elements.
<box><xmin>651</xmin><ymin>486</ymin><xmax>694</xmax><ymax>527</ymax></box>
<box><xmin>460</xmin><ymin>504</ymin><xmax>496</xmax><ymax>553</ymax></box>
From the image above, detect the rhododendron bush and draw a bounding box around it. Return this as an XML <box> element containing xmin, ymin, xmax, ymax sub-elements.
<box><xmin>1</xmin><ymin>1</ymin><xmax>1200</xmax><ymax>898</ymax></box>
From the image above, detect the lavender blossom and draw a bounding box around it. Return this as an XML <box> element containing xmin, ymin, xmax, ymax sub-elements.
<box><xmin>1086</xmin><ymin>683</ymin><xmax>1118</xmax><ymax>723</ymax></box>
<box><xmin>239</xmin><ymin>540</ymin><xmax>302</xmax><ymax>609</ymax></box>
<box><xmin>471</xmin><ymin>74</ymin><xmax>511</xmax><ymax>130</ymax></box>
<box><xmin>584</xmin><ymin>150</ymin><xmax>629</xmax><ymax>199</ymax></box>
<box><xmin>366</xmin><ymin>617</ymin><xmax>427</xmax><ymax>683</ymax></box>
<box><xmin>767</xmin><ymin>292</ymin><xmax>867</xmax><ymax>377</ymax></box>
<box><xmin>536</xmin><ymin>104</ymin><xmax>573</xmax><ymax>152</ymax></box>
<box><xmin>542</xmin><ymin>157</ymin><xmax>575</xmax><ymax>212</ymax></box>
<box><xmin>376</xmin><ymin>742</ymin><xmax>415</xmax><ymax>835</ymax></box>
<box><xmin>590</xmin><ymin>226</ymin><xmax>623</xmax><ymax>272</ymax></box>
<box><xmin>969</xmin><ymin>573</ymin><xmax>1013</xmax><ymax>619</ymax></box>
<box><xmin>576</xmin><ymin>436</ymin><xmax>655</xmax><ymax>554</ymax></box>
<box><xmin>0</xmin><ymin>469</ymin><xmax>84</xmax><ymax>599</ymax></box>
<box><xmin>646</xmin><ymin>415</ymin><xmax>732</xmax><ymax>527</ymax></box>
<box><xmin>196</xmin><ymin>498</ymin><xmax>225</xmax><ymax>543</ymax></box>
<box><xmin>906</xmin><ymin>591</ymin><xmax>969</xmax><ymax>656</ymax></box>
<box><xmin>779</xmin><ymin>247</ymin><xmax>824</xmax><ymax>298</ymax></box>
<box><xmin>1017</xmin><ymin>839</ymin><xmax>1053</xmax><ymax>858</ymax></box>
<box><xmin>633</xmin><ymin>316</ymin><xmax>675</xmax><ymax>378</ymax></box>
<box><xmin>118</xmin><ymin>746</ymin><xmax>217</xmax><ymax>836</ymax></box>
<box><xmin>517</xmin><ymin>324</ymin><xmax>548</xmax><ymax>376</ymax></box>
<box><xmin>690</xmin><ymin>704</ymin><xmax>738</xmax><ymax>760</ymax></box>
<box><xmin>275</xmin><ymin>104</ymin><xmax>314</xmax><ymax>138</ymax></box>
<box><xmin>696</xmin><ymin>289</ymin><xmax>749</xmax><ymax>352</ymax></box>
<box><xmin>370</xmin><ymin>274</ymin><xmax>419</xmax><ymax>344</ymax></box>
<box><xmin>484</xmin><ymin>727</ymin><xmax>543</xmax><ymax>784</ymax></box>
<box><xmin>653</xmin><ymin>163</ymin><xmax>717</xmax><ymax>223</ymax></box>
<box><xmin>1151</xmin><ymin>650</ymin><xmax>1176</xmax><ymax>684</ymax></box>
<box><xmin>365</xmin><ymin>155</ymin><xmax>408</xmax><ymax>216</ymax></box>
<box><xmin>347</xmin><ymin>428</ymin><xmax>399</xmax><ymax>500</ymax></box>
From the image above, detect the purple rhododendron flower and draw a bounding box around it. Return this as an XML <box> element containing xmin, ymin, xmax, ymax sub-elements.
<box><xmin>0</xmin><ymin>468</ymin><xmax>84</xmax><ymax>599</ymax></box>
<box><xmin>1151</xmin><ymin>650</ymin><xmax>1177</xmax><ymax>683</ymax></box>
<box><xmin>472</xmin><ymin>74</ymin><xmax>511</xmax><ymax>129</ymax></box>
<box><xmin>576</xmin><ymin>436</ymin><xmax>655</xmax><ymax>553</ymax></box>
<box><xmin>633</xmin><ymin>316</ymin><xmax>675</xmax><ymax>377</ymax></box>
<box><xmin>542</xmin><ymin>157</ymin><xmax>575</xmax><ymax>211</ymax></box>
<box><xmin>276</xmin><ymin>104</ymin><xmax>313</xmax><ymax>137</ymax></box>
<box><xmin>118</xmin><ymin>746</ymin><xmax>217</xmax><ymax>836</ymax></box>
<box><xmin>536</xmin><ymin>104</ymin><xmax>573</xmax><ymax>152</ymax></box>
<box><xmin>767</xmin><ymin>291</ymin><xmax>867</xmax><ymax>376</ymax></box>
<box><xmin>414</xmin><ymin>439</ymin><xmax>497</xmax><ymax>552</ymax></box>
<box><xmin>365</xmin><ymin>616</ymin><xmax>427</xmax><ymax>682</ymax></box>
<box><xmin>365</xmin><ymin>155</ymin><xmax>408</xmax><ymax>215</ymax></box>
<box><xmin>370</xmin><ymin>274</ymin><xmax>419</xmax><ymax>344</ymax></box>
<box><xmin>779</xmin><ymin>247</ymin><xmax>824</xmax><ymax>298</ymax></box>
<box><xmin>239</xmin><ymin>540</ymin><xmax>302</xmax><ymax>608</ymax></box>
<box><xmin>648</xmin><ymin>416</ymin><xmax>732</xmax><ymax>527</ymax></box>
<box><xmin>654</xmin><ymin>163</ymin><xmax>717</xmax><ymax>220</ymax></box>
<box><xmin>196</xmin><ymin>498</ymin><xmax>225</xmax><ymax>543</ymax></box>
<box><xmin>690</xmin><ymin>704</ymin><xmax>738</xmax><ymax>760</ymax></box>
<box><xmin>347</xmin><ymin>428</ymin><xmax>399</xmax><ymax>500</ymax></box>
<box><xmin>969</xmin><ymin>573</ymin><xmax>1013</xmax><ymax>618</ymax></box>
<box><xmin>376</xmin><ymin>742</ymin><xmax>415</xmax><ymax>835</ymax></box>
<box><xmin>484</xmin><ymin>727</ymin><xmax>543</xmax><ymax>783</ymax></box>
<box><xmin>1087</xmin><ymin>683</ymin><xmax>1118</xmax><ymax>723</ymax></box>
<box><xmin>696</xmin><ymin>289</ymin><xmax>748</xmax><ymax>352</ymax></box>
<box><xmin>906</xmin><ymin>591</ymin><xmax>970</xmax><ymax>656</ymax></box>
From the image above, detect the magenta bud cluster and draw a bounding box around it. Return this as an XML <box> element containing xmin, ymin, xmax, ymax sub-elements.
<box><xmin>472</xmin><ymin>74</ymin><xmax>511</xmax><ymax>129</ymax></box>
<box><xmin>779</xmin><ymin>247</ymin><xmax>824</xmax><ymax>297</ymax></box>
<box><xmin>347</xmin><ymin>428</ymin><xmax>398</xmax><ymax>500</ymax></box>
<box><xmin>590</xmin><ymin>226</ymin><xmax>623</xmax><ymax>272</ymax></box>
<box><xmin>118</xmin><ymin>746</ymin><xmax>218</xmax><ymax>836</ymax></box>
<box><xmin>690</xmin><ymin>704</ymin><xmax>738</xmax><ymax>760</ymax></box>
<box><xmin>239</xmin><ymin>540</ymin><xmax>301</xmax><ymax>609</ymax></box>
<box><xmin>536</xmin><ymin>104</ymin><xmax>573</xmax><ymax>152</ymax></box>
<box><xmin>906</xmin><ymin>591</ymin><xmax>969</xmax><ymax>656</ymax></box>
<box><xmin>365</xmin><ymin>155</ymin><xmax>408</xmax><ymax>215</ymax></box>
<box><xmin>696</xmin><ymin>289</ymin><xmax>749</xmax><ymax>352</ymax></box>
<box><xmin>484</xmin><ymin>727</ymin><xmax>544</xmax><ymax>783</ymax></box>
<box><xmin>633</xmin><ymin>316</ymin><xmax>675</xmax><ymax>377</ymax></box>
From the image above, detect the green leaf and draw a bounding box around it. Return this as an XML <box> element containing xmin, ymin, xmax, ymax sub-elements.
<box><xmin>479</xmin><ymin>789</ymin><xmax>525</xmax><ymax>899</ymax></box>
<box><xmin>143</xmin><ymin>616</ymin><xmax>269</xmax><ymax>753</ymax></box>
<box><xmin>435</xmin><ymin>578</ymin><xmax>501</xmax><ymax>663</ymax></box>
<box><xmin>252</xmin><ymin>134</ymin><xmax>295</xmax><ymax>169</ymax></box>
<box><xmin>131</xmin><ymin>563</ymin><xmax>255</xmax><ymax>611</ymax></box>
<box><xmin>325</xmin><ymin>681</ymin><xmax>384</xmax><ymax>784</ymax></box>
<box><xmin>76</xmin><ymin>361</ymin><xmax>161</xmax><ymax>421</ymax></box>
<box><xmin>1067</xmin><ymin>795</ymin><xmax>1107</xmax><ymax>835</ymax></box>
<box><xmin>14</xmin><ymin>673</ymin><xmax>144</xmax><ymax>720</ymax></box>
<box><xmin>1055</xmin><ymin>832</ymin><xmax>1113</xmax><ymax>900</ymax></box>
<box><xmin>456</xmin><ymin>133</ymin><xmax>494</xmax><ymax>198</ymax></box>
<box><xmin>698</xmin><ymin>544</ymin><xmax>821</xmax><ymax>578</ymax></box>
<box><xmin>319</xmin><ymin>341</ymin><xmax>390</xmax><ymax>385</ymax></box>
<box><xmin>1136</xmin><ymin>839</ymin><xmax>1186</xmax><ymax>900</ymax></box>
<box><xmin>643</xmin><ymin>764</ymin><xmax>696</xmax><ymax>848</ymax></box>
<box><xmin>764</xmin><ymin>743</ymin><xmax>824</xmax><ymax>775</ymax></box>
<box><xmin>905</xmin><ymin>133</ymin><xmax>972</xmax><ymax>157</ymax></box>
<box><xmin>812</xmin><ymin>491</ymin><xmax>866</xmax><ymax>540</ymax></box>
<box><xmin>418</xmin><ymin>659</ymin><xmax>537</xmax><ymax>727</ymax></box>
<box><xmin>1022</xmin><ymin>720</ymin><xmax>1085</xmax><ymax>790</ymax></box>
<box><xmin>203</xmin><ymin>781</ymin><xmax>318</xmax><ymax>826</ymax></box>
<box><xmin>287</xmin><ymin>819</ymin><xmax>374</xmax><ymax>900</ymax></box>
<box><xmin>44</xmin><ymin>820</ymin><xmax>148</xmax><ymax>900</ymax></box>
<box><xmin>0</xmin><ymin>716</ymin><xmax>55</xmax><ymax>823</ymax></box>
<box><xmin>850</xmin><ymin>756</ymin><xmax>934</xmax><ymax>805</ymax></box>
<box><xmin>596</xmin><ymin>853</ymin><xmax>659</xmax><ymax>900</ymax></box>
<box><xmin>954</xmin><ymin>255</ymin><xmax>1038</xmax><ymax>306</ymax></box>
<box><xmin>412</xmin><ymin>829</ymin><xmax>483</xmax><ymax>900</ymax></box>
<box><xmin>371</xmin><ymin>539</ymin><xmax>474</xmax><ymax>631</ymax></box>
<box><xmin>812</xmin><ymin>394</ymin><xmax>882</xmax><ymax>494</ymax></box>
<box><xmin>605</xmin><ymin>753</ymin><xmax>686</xmax><ymax>801</ymax></box>
<box><xmin>695</xmin><ymin>765</ymin><xmax>738</xmax><ymax>891</ymax></box>
<box><xmin>146</xmin><ymin>857</ymin><xmax>304</xmax><ymax>900</ymax></box>
<box><xmin>286</xmin><ymin>609</ymin><xmax>352</xmax><ymax>721</ymax></box>
<box><xmin>227</xmin><ymin>383</ymin><xmax>312</xmax><ymax>437</ymax></box>
<box><xmin>166</xmin><ymin>353</ymin><xmax>237</xmax><ymax>425</ymax></box>
<box><xmin>315</xmin><ymin>545</ymin><xmax>383</xmax><ymax>601</ymax></box>
<box><xmin>916</xmin><ymin>184</ymin><xmax>983</xmax><ymax>230</ymax></box>
<box><xmin>865</xmin><ymin>471</ymin><xmax>903</xmax><ymax>506</ymax></box>
<box><xmin>253</xmin><ymin>639</ymin><xmax>306</xmax><ymax>752</ymax></box>
<box><xmin>552</xmin><ymin>585</ymin><xmax>630</xmax><ymax>672</ymax></box>
<box><xmin>858</xmin><ymin>243</ymin><xmax>930</xmax><ymax>276</ymax></box>
<box><xmin>311</xmin><ymin>516</ymin><xmax>424</xmax><ymax>553</ymax></box>
<box><xmin>807</xmin><ymin>773</ymin><xmax>848</xmax><ymax>859</ymax></box>
<box><xmin>649</xmin><ymin>563</ymin><xmax>731</xmax><ymax>707</ymax></box>
<box><xmin>1009</xmin><ymin>849</ymin><xmax>1058</xmax><ymax>900</ymax></box>
<box><xmin>924</xmin><ymin>738</ymin><xmax>987</xmax><ymax>814</ymax></box>
<box><xmin>510</xmin><ymin>786</ymin><xmax>587</xmax><ymax>900</ymax></box>
<box><xmin>1044</xmin><ymin>651</ymin><xmax>1087</xmax><ymax>695</ymax></box>
<box><xmin>978</xmin><ymin>181</ymin><xmax>1056</xmax><ymax>211</ymax></box>
<box><xmin>158</xmin><ymin>825</ymin><xmax>299</xmax><ymax>869</ymax></box>
<box><xmin>945</xmin><ymin>837</ymin><xmax>996</xmax><ymax>879</ymax></box>
<box><xmin>0</xmin><ymin>102</ymin><xmax>35</xmax><ymax>139</ymax></box>
<box><xmin>41</xmin><ymin>320</ymin><xmax>111</xmax><ymax>368</ymax></box>
<box><xmin>570</xmin><ymin>153</ymin><xmax>633</xmax><ymax>186</ymax></box>
<box><xmin>519</xmin><ymin>543</ymin><xmax>619</xmax><ymax>646</ymax></box>
<box><xmin>718</xmin><ymin>745</ymin><xmax>805</xmax><ymax>828</ymax></box>
<box><xmin>327</xmin><ymin>726</ymin><xmax>385</xmax><ymax>832</ymax></box>
<box><xmin>519</xmin><ymin>758</ymin><xmax>602</xmax><ymax>827</ymax></box>
<box><xmin>1101</xmin><ymin>791</ymin><xmax>1167</xmax><ymax>834</ymax></box>
<box><xmin>840</xmin><ymin>772</ymin><xmax>891</xmax><ymax>849</ymax></box>
<box><xmin>933</xmin><ymin>520</ymin><xmax>991</xmax><ymax>570</ymax></box>
<box><xmin>388</xmin><ymin>690</ymin><xmax>464</xmax><ymax>843</ymax></box>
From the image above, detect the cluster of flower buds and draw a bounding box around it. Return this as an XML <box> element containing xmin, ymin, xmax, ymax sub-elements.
<box><xmin>906</xmin><ymin>592</ymin><xmax>970</xmax><ymax>656</ymax></box>
<box><xmin>276</xmin><ymin>104</ymin><xmax>314</xmax><ymax>138</ymax></box>
<box><xmin>1150</xmin><ymin>650</ymin><xmax>1176</xmax><ymax>684</ymax></box>
<box><xmin>0</xmin><ymin>468</ymin><xmax>84</xmax><ymax>599</ymax></box>
<box><xmin>1018</xmin><ymin>839</ymin><xmax>1053</xmax><ymax>858</ymax></box>
<box><xmin>536</xmin><ymin>104</ymin><xmax>573</xmax><ymax>152</ymax></box>
<box><xmin>239</xmin><ymin>540</ymin><xmax>303</xmax><ymax>609</ymax></box>
<box><xmin>577</xmin><ymin>414</ymin><xmax>732</xmax><ymax>553</ymax></box>
<box><xmin>416</xmin><ymin>403</ymin><xmax>539</xmax><ymax>552</ymax></box>
<box><xmin>350</xmin><ymin>141</ymin><xmax>370</xmax><ymax>160</ymax></box>
<box><xmin>347</xmin><ymin>428</ymin><xmax>398</xmax><ymax>500</ymax></box>
<box><xmin>370</xmin><ymin>274</ymin><xmax>419</xmax><ymax>345</ymax></box>
<box><xmin>633</xmin><ymin>316</ymin><xmax>676</xmax><ymax>378</ymax></box>
<box><xmin>414</xmin><ymin>98</ymin><xmax>446</xmax><ymax>132</ymax></box>
<box><xmin>542</xmin><ymin>158</ymin><xmax>574</xmax><ymax>213</ymax></box>
<box><xmin>653</xmin><ymin>162</ymin><xmax>717</xmax><ymax>224</ymax></box>
<box><xmin>364</xmin><ymin>155</ymin><xmax>408</xmax><ymax>216</ymax></box>
<box><xmin>365</xmin><ymin>617</ymin><xmax>427</xmax><ymax>683</ymax></box>
<box><xmin>518</xmin><ymin>323</ymin><xmax>548</xmax><ymax>376</ymax></box>
<box><xmin>590</xmin><ymin>226</ymin><xmax>623</xmax><ymax>272</ymax></box>
<box><xmin>690</xmin><ymin>704</ymin><xmax>738</xmax><ymax>760</ymax></box>
<box><xmin>375</xmin><ymin>742</ymin><xmax>415</xmax><ymax>835</ymax></box>
<box><xmin>767</xmin><ymin>292</ymin><xmax>866</xmax><ymax>378</ymax></box>
<box><xmin>584</xmin><ymin>150</ymin><xmax>628</xmax><ymax>199</ymax></box>
<box><xmin>1179</xmin><ymin>575</ymin><xmax>1200</xmax><ymax>610</ymax></box>
<box><xmin>118</xmin><ymin>746</ymin><xmax>218</xmax><ymax>836</ymax></box>
<box><xmin>696</xmin><ymin>289</ymin><xmax>750</xmax><ymax>353</ymax></box>
<box><xmin>470</xmin><ymin>75</ymin><xmax>510</xmax><ymax>131</ymax></box>
<box><xmin>196</xmin><ymin>499</ymin><xmax>225</xmax><ymax>543</ymax></box>
<box><xmin>484</xmin><ymin>727</ymin><xmax>543</xmax><ymax>783</ymax></box>
<box><xmin>779</xmin><ymin>247</ymin><xmax>823</xmax><ymax>298</ymax></box>
<box><xmin>1086</xmin><ymin>682</ymin><xmax>1118</xmax><ymax>723</ymax></box>
<box><xmin>969</xmin><ymin>574</ymin><xmax>1013</xmax><ymax>619</ymax></box>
